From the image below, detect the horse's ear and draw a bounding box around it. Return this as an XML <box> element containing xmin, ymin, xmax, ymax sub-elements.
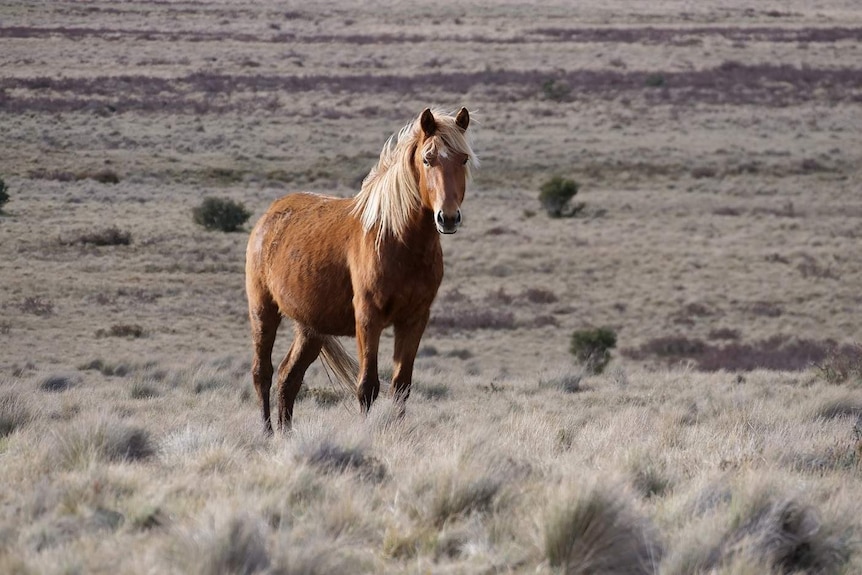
<box><xmin>455</xmin><ymin>107</ymin><xmax>470</xmax><ymax>131</ymax></box>
<box><xmin>420</xmin><ymin>108</ymin><xmax>436</xmax><ymax>137</ymax></box>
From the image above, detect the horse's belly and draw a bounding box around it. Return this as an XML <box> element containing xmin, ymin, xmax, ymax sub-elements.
<box><xmin>275</xmin><ymin>270</ymin><xmax>356</xmax><ymax>336</ymax></box>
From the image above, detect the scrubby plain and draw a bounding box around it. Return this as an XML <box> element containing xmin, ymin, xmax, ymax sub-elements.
<box><xmin>1</xmin><ymin>0</ymin><xmax>862</xmax><ymax>573</ymax></box>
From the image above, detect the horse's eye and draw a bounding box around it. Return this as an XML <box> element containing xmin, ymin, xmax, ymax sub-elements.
<box><xmin>423</xmin><ymin>157</ymin><xmax>431</xmax><ymax>166</ymax></box>
<box><xmin>462</xmin><ymin>157</ymin><xmax>469</xmax><ymax>165</ymax></box>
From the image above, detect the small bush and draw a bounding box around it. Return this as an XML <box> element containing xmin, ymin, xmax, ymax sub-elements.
<box><xmin>95</xmin><ymin>324</ymin><xmax>145</xmax><ymax>339</ymax></box>
<box><xmin>645</xmin><ymin>73</ymin><xmax>666</xmax><ymax>87</ymax></box>
<box><xmin>20</xmin><ymin>296</ymin><xmax>54</xmax><ymax>316</ymax></box>
<box><xmin>815</xmin><ymin>344</ymin><xmax>862</xmax><ymax>384</ymax></box>
<box><xmin>66</xmin><ymin>226</ymin><xmax>132</xmax><ymax>247</ymax></box>
<box><xmin>570</xmin><ymin>327</ymin><xmax>617</xmax><ymax>374</ymax></box>
<box><xmin>0</xmin><ymin>176</ymin><xmax>9</xmax><ymax>212</ymax></box>
<box><xmin>541</xmin><ymin>78</ymin><xmax>571</xmax><ymax>102</ymax></box>
<box><xmin>522</xmin><ymin>287</ymin><xmax>558</xmax><ymax>304</ymax></box>
<box><xmin>192</xmin><ymin>197</ymin><xmax>251</xmax><ymax>232</ymax></box>
<box><xmin>88</xmin><ymin>169</ymin><xmax>120</xmax><ymax>184</ymax></box>
<box><xmin>539</xmin><ymin>176</ymin><xmax>584</xmax><ymax>218</ymax></box>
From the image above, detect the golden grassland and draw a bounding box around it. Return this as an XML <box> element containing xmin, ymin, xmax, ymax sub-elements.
<box><xmin>1</xmin><ymin>0</ymin><xmax>862</xmax><ymax>572</ymax></box>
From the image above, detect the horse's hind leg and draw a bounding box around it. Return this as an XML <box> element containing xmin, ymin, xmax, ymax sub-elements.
<box><xmin>249</xmin><ymin>297</ymin><xmax>281</xmax><ymax>435</ymax></box>
<box><xmin>276</xmin><ymin>325</ymin><xmax>323</xmax><ymax>432</ymax></box>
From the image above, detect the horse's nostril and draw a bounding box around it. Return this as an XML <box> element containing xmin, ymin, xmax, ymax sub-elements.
<box><xmin>455</xmin><ymin>210</ymin><xmax>462</xmax><ymax>225</ymax></box>
<box><xmin>436</xmin><ymin>211</ymin><xmax>445</xmax><ymax>226</ymax></box>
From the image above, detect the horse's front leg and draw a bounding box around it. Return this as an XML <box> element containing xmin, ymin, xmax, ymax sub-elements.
<box><xmin>391</xmin><ymin>312</ymin><xmax>430</xmax><ymax>416</ymax></box>
<box><xmin>354</xmin><ymin>300</ymin><xmax>383</xmax><ymax>413</ymax></box>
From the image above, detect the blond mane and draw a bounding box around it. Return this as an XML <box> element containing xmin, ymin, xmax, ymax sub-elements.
<box><xmin>351</xmin><ymin>109</ymin><xmax>477</xmax><ymax>247</ymax></box>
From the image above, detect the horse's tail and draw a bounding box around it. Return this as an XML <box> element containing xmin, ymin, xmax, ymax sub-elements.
<box><xmin>319</xmin><ymin>336</ymin><xmax>359</xmax><ymax>394</ymax></box>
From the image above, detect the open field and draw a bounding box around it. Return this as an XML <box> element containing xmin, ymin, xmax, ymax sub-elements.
<box><xmin>1</xmin><ymin>0</ymin><xmax>862</xmax><ymax>572</ymax></box>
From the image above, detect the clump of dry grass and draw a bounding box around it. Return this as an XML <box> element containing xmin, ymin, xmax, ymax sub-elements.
<box><xmin>539</xmin><ymin>368</ymin><xmax>583</xmax><ymax>393</ymax></box>
<box><xmin>39</xmin><ymin>373</ymin><xmax>77</xmax><ymax>393</ymax></box>
<box><xmin>50</xmin><ymin>419</ymin><xmax>155</xmax><ymax>468</ymax></box>
<box><xmin>815</xmin><ymin>343</ymin><xmax>862</xmax><ymax>384</ymax></box>
<box><xmin>129</xmin><ymin>379</ymin><xmax>160</xmax><ymax>400</ymax></box>
<box><xmin>79</xmin><ymin>358</ymin><xmax>132</xmax><ymax>377</ymax></box>
<box><xmin>664</xmin><ymin>478</ymin><xmax>855</xmax><ymax>574</ymax></box>
<box><xmin>174</xmin><ymin>512</ymin><xmax>270</xmax><ymax>575</ymax></box>
<box><xmin>296</xmin><ymin>438</ymin><xmax>387</xmax><ymax>482</ymax></box>
<box><xmin>0</xmin><ymin>388</ymin><xmax>33</xmax><ymax>436</ymax></box>
<box><xmin>414</xmin><ymin>381</ymin><xmax>450</xmax><ymax>400</ymax></box>
<box><xmin>543</xmin><ymin>483</ymin><xmax>662</xmax><ymax>574</ymax></box>
<box><xmin>296</xmin><ymin>385</ymin><xmax>344</xmax><ymax>406</ymax></box>
<box><xmin>427</xmin><ymin>473</ymin><xmax>502</xmax><ymax>528</ymax></box>
<box><xmin>717</xmin><ymin>493</ymin><xmax>849</xmax><ymax>573</ymax></box>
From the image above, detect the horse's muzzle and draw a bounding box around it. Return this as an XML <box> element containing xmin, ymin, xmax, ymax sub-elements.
<box><xmin>435</xmin><ymin>209</ymin><xmax>462</xmax><ymax>234</ymax></box>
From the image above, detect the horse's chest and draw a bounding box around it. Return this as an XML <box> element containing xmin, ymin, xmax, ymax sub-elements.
<box><xmin>376</xmin><ymin>255</ymin><xmax>442</xmax><ymax>321</ymax></box>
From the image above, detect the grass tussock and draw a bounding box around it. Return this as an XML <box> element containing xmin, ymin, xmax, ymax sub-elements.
<box><xmin>414</xmin><ymin>381</ymin><xmax>450</xmax><ymax>400</ymax></box>
<box><xmin>39</xmin><ymin>373</ymin><xmax>77</xmax><ymax>393</ymax></box>
<box><xmin>427</xmin><ymin>473</ymin><xmax>502</xmax><ymax>528</ymax></box>
<box><xmin>297</xmin><ymin>439</ymin><xmax>387</xmax><ymax>482</ymax></box>
<box><xmin>813</xmin><ymin>396</ymin><xmax>862</xmax><ymax>420</ymax></box>
<box><xmin>129</xmin><ymin>379</ymin><xmax>160</xmax><ymax>399</ymax></box>
<box><xmin>815</xmin><ymin>343</ymin><xmax>862</xmax><ymax>384</ymax></box>
<box><xmin>720</xmin><ymin>494</ymin><xmax>850</xmax><ymax>573</ymax></box>
<box><xmin>296</xmin><ymin>385</ymin><xmax>344</xmax><ymax>406</ymax></box>
<box><xmin>0</xmin><ymin>389</ymin><xmax>33</xmax><ymax>436</ymax></box>
<box><xmin>176</xmin><ymin>513</ymin><xmax>270</xmax><ymax>575</ymax></box>
<box><xmin>51</xmin><ymin>419</ymin><xmax>155</xmax><ymax>468</ymax></box>
<box><xmin>539</xmin><ymin>368</ymin><xmax>584</xmax><ymax>393</ymax></box>
<box><xmin>79</xmin><ymin>358</ymin><xmax>131</xmax><ymax>377</ymax></box>
<box><xmin>665</xmin><ymin>480</ymin><xmax>854</xmax><ymax>574</ymax></box>
<box><xmin>544</xmin><ymin>483</ymin><xmax>662</xmax><ymax>574</ymax></box>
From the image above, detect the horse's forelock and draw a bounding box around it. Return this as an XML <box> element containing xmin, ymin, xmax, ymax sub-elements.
<box><xmin>352</xmin><ymin>110</ymin><xmax>476</xmax><ymax>247</ymax></box>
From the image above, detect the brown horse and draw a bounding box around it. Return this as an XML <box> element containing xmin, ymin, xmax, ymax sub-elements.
<box><xmin>245</xmin><ymin>108</ymin><xmax>475</xmax><ymax>433</ymax></box>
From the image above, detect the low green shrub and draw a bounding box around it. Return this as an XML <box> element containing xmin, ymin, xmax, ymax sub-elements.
<box><xmin>539</xmin><ymin>176</ymin><xmax>584</xmax><ymax>218</ymax></box>
<box><xmin>570</xmin><ymin>327</ymin><xmax>618</xmax><ymax>374</ymax></box>
<box><xmin>192</xmin><ymin>197</ymin><xmax>251</xmax><ymax>232</ymax></box>
<box><xmin>0</xmin><ymin>176</ymin><xmax>9</xmax><ymax>212</ymax></box>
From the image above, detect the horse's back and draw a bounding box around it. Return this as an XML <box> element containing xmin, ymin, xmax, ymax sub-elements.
<box><xmin>246</xmin><ymin>192</ymin><xmax>358</xmax><ymax>335</ymax></box>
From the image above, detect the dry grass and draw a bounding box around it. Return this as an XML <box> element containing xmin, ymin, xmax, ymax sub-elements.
<box><xmin>2</xmin><ymin>364</ymin><xmax>859</xmax><ymax>572</ymax></box>
<box><xmin>2</xmin><ymin>0</ymin><xmax>862</xmax><ymax>572</ymax></box>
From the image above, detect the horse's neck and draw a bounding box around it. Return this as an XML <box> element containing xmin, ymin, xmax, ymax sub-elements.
<box><xmin>380</xmin><ymin>207</ymin><xmax>440</xmax><ymax>256</ymax></box>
